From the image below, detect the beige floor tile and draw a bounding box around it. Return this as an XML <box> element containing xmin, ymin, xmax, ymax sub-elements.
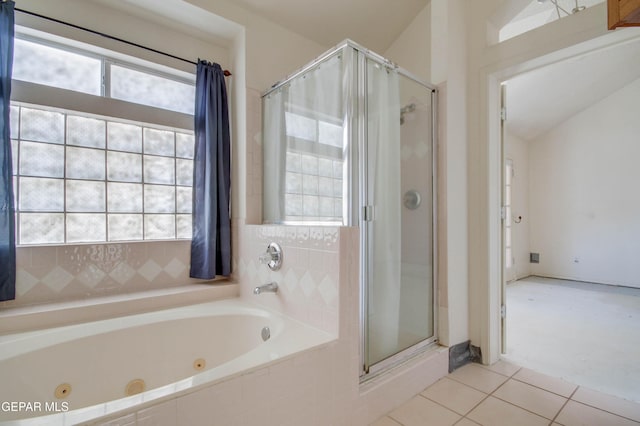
<box><xmin>448</xmin><ymin>364</ymin><xmax>509</xmax><ymax>393</ymax></box>
<box><xmin>513</xmin><ymin>368</ymin><xmax>577</xmax><ymax>397</ymax></box>
<box><xmin>421</xmin><ymin>377</ymin><xmax>487</xmax><ymax>415</ymax></box>
<box><xmin>493</xmin><ymin>378</ymin><xmax>567</xmax><ymax>419</ymax></box>
<box><xmin>369</xmin><ymin>416</ymin><xmax>401</xmax><ymax>426</ymax></box>
<box><xmin>555</xmin><ymin>401</ymin><xmax>639</xmax><ymax>426</ymax></box>
<box><xmin>572</xmin><ymin>386</ymin><xmax>640</xmax><ymax>422</ymax></box>
<box><xmin>389</xmin><ymin>395</ymin><xmax>461</xmax><ymax>426</ymax></box>
<box><xmin>480</xmin><ymin>359</ymin><xmax>521</xmax><ymax>377</ymax></box>
<box><xmin>467</xmin><ymin>396</ymin><xmax>549</xmax><ymax>426</ymax></box>
<box><xmin>454</xmin><ymin>418</ymin><xmax>481</xmax><ymax>426</ymax></box>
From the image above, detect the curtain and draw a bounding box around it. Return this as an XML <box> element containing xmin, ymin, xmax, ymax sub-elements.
<box><xmin>262</xmin><ymin>87</ymin><xmax>287</xmax><ymax>222</ymax></box>
<box><xmin>0</xmin><ymin>1</ymin><xmax>15</xmax><ymax>302</ymax></box>
<box><xmin>366</xmin><ymin>59</ymin><xmax>402</xmax><ymax>364</ymax></box>
<box><xmin>190</xmin><ymin>61</ymin><xmax>231</xmax><ymax>279</ymax></box>
<box><xmin>262</xmin><ymin>52</ymin><xmax>345</xmax><ymax>223</ymax></box>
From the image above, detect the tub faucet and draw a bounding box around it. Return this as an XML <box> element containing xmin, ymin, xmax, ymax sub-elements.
<box><xmin>254</xmin><ymin>282</ymin><xmax>278</xmax><ymax>295</ymax></box>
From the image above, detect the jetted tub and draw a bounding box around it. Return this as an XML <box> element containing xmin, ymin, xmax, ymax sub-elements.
<box><xmin>0</xmin><ymin>299</ymin><xmax>334</xmax><ymax>425</ymax></box>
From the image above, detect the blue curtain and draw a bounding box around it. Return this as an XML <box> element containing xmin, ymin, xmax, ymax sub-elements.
<box><xmin>0</xmin><ymin>1</ymin><xmax>15</xmax><ymax>301</ymax></box>
<box><xmin>190</xmin><ymin>61</ymin><xmax>231</xmax><ymax>279</ymax></box>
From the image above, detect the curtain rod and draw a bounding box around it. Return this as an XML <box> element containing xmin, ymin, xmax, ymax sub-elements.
<box><xmin>14</xmin><ymin>7</ymin><xmax>232</xmax><ymax>76</ymax></box>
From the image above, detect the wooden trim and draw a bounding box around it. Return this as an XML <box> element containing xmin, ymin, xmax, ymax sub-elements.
<box><xmin>609</xmin><ymin>0</ymin><xmax>640</xmax><ymax>29</ymax></box>
<box><xmin>609</xmin><ymin>0</ymin><xmax>621</xmax><ymax>29</ymax></box>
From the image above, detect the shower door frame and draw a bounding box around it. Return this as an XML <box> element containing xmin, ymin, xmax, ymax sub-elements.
<box><xmin>354</xmin><ymin>45</ymin><xmax>439</xmax><ymax>381</ymax></box>
<box><xmin>260</xmin><ymin>39</ymin><xmax>438</xmax><ymax>382</ymax></box>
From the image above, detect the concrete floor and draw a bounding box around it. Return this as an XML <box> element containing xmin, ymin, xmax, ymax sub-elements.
<box><xmin>503</xmin><ymin>276</ymin><xmax>640</xmax><ymax>403</ymax></box>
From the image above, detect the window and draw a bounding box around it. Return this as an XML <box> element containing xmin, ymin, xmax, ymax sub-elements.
<box><xmin>498</xmin><ymin>0</ymin><xmax>605</xmax><ymax>43</ymax></box>
<box><xmin>10</xmin><ymin>34</ymin><xmax>196</xmax><ymax>245</ymax></box>
<box><xmin>10</xmin><ymin>104</ymin><xmax>194</xmax><ymax>245</ymax></box>
<box><xmin>13</xmin><ymin>38</ymin><xmax>102</xmax><ymax>95</ymax></box>
<box><xmin>12</xmin><ymin>36</ymin><xmax>195</xmax><ymax>114</ymax></box>
<box><xmin>505</xmin><ymin>159</ymin><xmax>513</xmax><ymax>269</ymax></box>
<box><xmin>110</xmin><ymin>65</ymin><xmax>195</xmax><ymax>115</ymax></box>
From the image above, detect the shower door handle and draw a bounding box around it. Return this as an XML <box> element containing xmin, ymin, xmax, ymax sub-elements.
<box><xmin>362</xmin><ymin>205</ymin><xmax>374</xmax><ymax>222</ymax></box>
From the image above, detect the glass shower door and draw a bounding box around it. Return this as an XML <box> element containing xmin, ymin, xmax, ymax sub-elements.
<box><xmin>363</xmin><ymin>58</ymin><xmax>435</xmax><ymax>372</ymax></box>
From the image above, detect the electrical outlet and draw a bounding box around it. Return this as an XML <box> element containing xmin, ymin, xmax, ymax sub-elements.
<box><xmin>530</xmin><ymin>252</ymin><xmax>540</xmax><ymax>264</ymax></box>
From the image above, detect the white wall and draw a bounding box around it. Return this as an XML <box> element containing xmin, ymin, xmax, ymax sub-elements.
<box><xmin>384</xmin><ymin>4</ymin><xmax>431</xmax><ymax>83</ymax></box>
<box><xmin>430</xmin><ymin>0</ymin><xmax>470</xmax><ymax>348</ymax></box>
<box><xmin>185</xmin><ymin>0</ymin><xmax>327</xmax><ymax>92</ymax></box>
<box><xmin>528</xmin><ymin>77</ymin><xmax>640</xmax><ymax>288</ymax></box>
<box><xmin>505</xmin><ymin>130</ymin><xmax>531</xmax><ymax>280</ymax></box>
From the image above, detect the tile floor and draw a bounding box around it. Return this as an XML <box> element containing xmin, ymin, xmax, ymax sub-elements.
<box><xmin>370</xmin><ymin>361</ymin><xmax>640</xmax><ymax>426</ymax></box>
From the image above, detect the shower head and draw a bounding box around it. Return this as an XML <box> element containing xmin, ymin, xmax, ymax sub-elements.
<box><xmin>400</xmin><ymin>103</ymin><xmax>416</xmax><ymax>125</ymax></box>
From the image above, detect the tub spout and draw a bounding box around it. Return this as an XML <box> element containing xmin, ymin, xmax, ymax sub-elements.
<box><xmin>254</xmin><ymin>282</ymin><xmax>278</xmax><ymax>295</ymax></box>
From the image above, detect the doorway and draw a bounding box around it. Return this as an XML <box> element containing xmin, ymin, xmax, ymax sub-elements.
<box><xmin>498</xmin><ymin>35</ymin><xmax>640</xmax><ymax>402</ymax></box>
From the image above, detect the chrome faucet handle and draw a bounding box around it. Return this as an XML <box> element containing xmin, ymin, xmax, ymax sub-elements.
<box><xmin>259</xmin><ymin>242</ymin><xmax>283</xmax><ymax>271</ymax></box>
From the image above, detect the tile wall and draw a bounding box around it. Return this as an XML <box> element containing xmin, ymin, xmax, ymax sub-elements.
<box><xmin>0</xmin><ymin>241</ymin><xmax>215</xmax><ymax>309</ymax></box>
<box><xmin>233</xmin><ymin>224</ymin><xmax>340</xmax><ymax>335</ymax></box>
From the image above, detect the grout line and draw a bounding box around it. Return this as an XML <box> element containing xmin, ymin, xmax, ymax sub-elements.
<box><xmin>444</xmin><ymin>367</ymin><xmax>507</xmax><ymax>395</ymax></box>
<box><xmin>487</xmin><ymin>377</ymin><xmax>561</xmax><ymax>423</ymax></box>
<box><xmin>386</xmin><ymin>413</ymin><xmax>404</xmax><ymax>426</ymax></box>
<box><xmin>380</xmin><ymin>415</ymin><xmax>402</xmax><ymax>426</ymax></box>
<box><xmin>476</xmin><ymin>363</ymin><xmax>522</xmax><ymax>379</ymax></box>
<box><xmin>550</xmin><ymin>386</ymin><xmax>579</xmax><ymax>425</ymax></box>
<box><xmin>490</xmin><ymin>392</ymin><xmax>561</xmax><ymax>422</ymax></box>
<box><xmin>510</xmin><ymin>375</ymin><xmax>576</xmax><ymax>399</ymax></box>
<box><xmin>454</xmin><ymin>416</ymin><xmax>481</xmax><ymax>425</ymax></box>
<box><xmin>565</xmin><ymin>398</ymin><xmax>640</xmax><ymax>424</ymax></box>
<box><xmin>419</xmin><ymin>391</ymin><xmax>489</xmax><ymax>419</ymax></box>
<box><xmin>417</xmin><ymin>393</ymin><xmax>455</xmax><ymax>409</ymax></box>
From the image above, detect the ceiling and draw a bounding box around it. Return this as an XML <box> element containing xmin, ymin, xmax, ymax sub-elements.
<box><xmin>226</xmin><ymin>0</ymin><xmax>429</xmax><ymax>53</ymax></box>
<box><xmin>88</xmin><ymin>0</ymin><xmax>640</xmax><ymax>142</ymax></box>
<box><xmin>505</xmin><ymin>36</ymin><xmax>640</xmax><ymax>141</ymax></box>
<box><xmin>500</xmin><ymin>0</ymin><xmax>605</xmax><ymax>41</ymax></box>
<box><xmin>90</xmin><ymin>0</ymin><xmax>428</xmax><ymax>53</ymax></box>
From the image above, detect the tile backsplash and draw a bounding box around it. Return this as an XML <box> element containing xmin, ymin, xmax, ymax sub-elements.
<box><xmin>233</xmin><ymin>224</ymin><xmax>342</xmax><ymax>335</ymax></box>
<box><xmin>1</xmin><ymin>240</ymin><xmax>214</xmax><ymax>309</ymax></box>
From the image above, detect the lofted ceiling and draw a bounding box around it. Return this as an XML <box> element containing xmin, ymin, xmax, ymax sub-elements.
<box><xmin>89</xmin><ymin>0</ymin><xmax>428</xmax><ymax>54</ymax></box>
<box><xmin>87</xmin><ymin>0</ymin><xmax>640</xmax><ymax>143</ymax></box>
<box><xmin>226</xmin><ymin>0</ymin><xmax>429</xmax><ymax>53</ymax></box>
<box><xmin>505</xmin><ymin>36</ymin><xmax>640</xmax><ymax>141</ymax></box>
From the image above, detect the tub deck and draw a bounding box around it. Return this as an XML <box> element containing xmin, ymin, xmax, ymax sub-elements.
<box><xmin>0</xmin><ymin>298</ymin><xmax>335</xmax><ymax>425</ymax></box>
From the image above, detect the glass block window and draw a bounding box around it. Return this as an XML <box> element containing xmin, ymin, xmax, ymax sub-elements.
<box><xmin>11</xmin><ymin>103</ymin><xmax>194</xmax><ymax>245</ymax></box>
<box><xmin>283</xmin><ymin>111</ymin><xmax>344</xmax><ymax>222</ymax></box>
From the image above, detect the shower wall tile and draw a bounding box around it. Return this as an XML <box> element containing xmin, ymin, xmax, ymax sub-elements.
<box><xmin>233</xmin><ymin>224</ymin><xmax>342</xmax><ymax>335</ymax></box>
<box><xmin>1</xmin><ymin>240</ymin><xmax>217</xmax><ymax>309</ymax></box>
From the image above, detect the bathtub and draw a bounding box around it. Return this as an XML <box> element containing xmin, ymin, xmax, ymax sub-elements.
<box><xmin>0</xmin><ymin>299</ymin><xmax>334</xmax><ymax>425</ymax></box>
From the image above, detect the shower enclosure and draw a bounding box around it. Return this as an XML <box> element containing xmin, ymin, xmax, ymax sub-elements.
<box><xmin>262</xmin><ymin>40</ymin><xmax>437</xmax><ymax>379</ymax></box>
